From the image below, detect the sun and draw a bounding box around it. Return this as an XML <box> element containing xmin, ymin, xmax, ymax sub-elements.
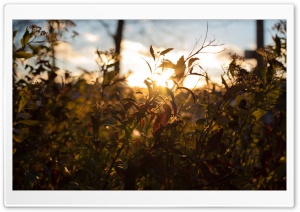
<box><xmin>151</xmin><ymin>69</ymin><xmax>174</xmax><ymax>88</ymax></box>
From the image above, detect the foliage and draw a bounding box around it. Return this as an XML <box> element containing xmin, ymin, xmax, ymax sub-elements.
<box><xmin>13</xmin><ymin>21</ymin><xmax>286</xmax><ymax>190</ymax></box>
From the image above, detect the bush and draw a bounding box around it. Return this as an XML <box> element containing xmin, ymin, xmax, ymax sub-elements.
<box><xmin>12</xmin><ymin>21</ymin><xmax>286</xmax><ymax>190</ymax></box>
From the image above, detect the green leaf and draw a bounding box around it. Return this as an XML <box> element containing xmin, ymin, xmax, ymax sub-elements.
<box><xmin>20</xmin><ymin>27</ymin><xmax>32</xmax><ymax>47</ymax></box>
<box><xmin>17</xmin><ymin>120</ymin><xmax>40</xmax><ymax>126</ymax></box>
<box><xmin>13</xmin><ymin>52</ymin><xmax>35</xmax><ymax>59</ymax></box>
<box><xmin>160</xmin><ymin>48</ymin><xmax>174</xmax><ymax>56</ymax></box>
<box><xmin>150</xmin><ymin>45</ymin><xmax>155</xmax><ymax>61</ymax></box>
<box><xmin>252</xmin><ymin>108</ymin><xmax>267</xmax><ymax>121</ymax></box>
<box><xmin>18</xmin><ymin>96</ymin><xmax>27</xmax><ymax>112</ymax></box>
<box><xmin>141</xmin><ymin>58</ymin><xmax>152</xmax><ymax>74</ymax></box>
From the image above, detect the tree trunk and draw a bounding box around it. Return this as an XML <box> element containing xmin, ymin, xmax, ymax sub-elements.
<box><xmin>114</xmin><ymin>20</ymin><xmax>124</xmax><ymax>73</ymax></box>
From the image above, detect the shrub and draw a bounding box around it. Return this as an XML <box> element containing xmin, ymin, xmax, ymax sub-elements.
<box><xmin>12</xmin><ymin>21</ymin><xmax>286</xmax><ymax>190</ymax></box>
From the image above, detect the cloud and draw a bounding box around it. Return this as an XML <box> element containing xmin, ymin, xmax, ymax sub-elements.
<box><xmin>54</xmin><ymin>42</ymin><xmax>98</xmax><ymax>72</ymax></box>
<box><xmin>83</xmin><ymin>32</ymin><xmax>100</xmax><ymax>43</ymax></box>
<box><xmin>52</xmin><ymin>39</ymin><xmax>253</xmax><ymax>87</ymax></box>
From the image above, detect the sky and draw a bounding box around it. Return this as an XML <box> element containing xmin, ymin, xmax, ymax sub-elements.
<box><xmin>13</xmin><ymin>19</ymin><xmax>280</xmax><ymax>88</ymax></box>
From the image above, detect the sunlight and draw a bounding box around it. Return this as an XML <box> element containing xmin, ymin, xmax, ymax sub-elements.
<box><xmin>152</xmin><ymin>69</ymin><xmax>174</xmax><ymax>87</ymax></box>
<box><xmin>183</xmin><ymin>75</ymin><xmax>206</xmax><ymax>88</ymax></box>
<box><xmin>121</xmin><ymin>40</ymin><xmax>232</xmax><ymax>88</ymax></box>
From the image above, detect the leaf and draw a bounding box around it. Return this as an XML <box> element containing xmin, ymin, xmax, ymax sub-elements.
<box><xmin>13</xmin><ymin>52</ymin><xmax>35</xmax><ymax>59</ymax></box>
<box><xmin>158</xmin><ymin>60</ymin><xmax>176</xmax><ymax>69</ymax></box>
<box><xmin>205</xmin><ymin>72</ymin><xmax>209</xmax><ymax>85</ymax></box>
<box><xmin>13</xmin><ymin>134</ymin><xmax>23</xmax><ymax>143</ymax></box>
<box><xmin>216</xmin><ymin>115</ymin><xmax>230</xmax><ymax>126</ymax></box>
<box><xmin>90</xmin><ymin>115</ymin><xmax>100</xmax><ymax>138</ymax></box>
<box><xmin>17</xmin><ymin>120</ymin><xmax>40</xmax><ymax>126</ymax></box>
<box><xmin>123</xmin><ymin>102</ymin><xmax>139</xmax><ymax>111</ymax></box>
<box><xmin>103</xmin><ymin>70</ymin><xmax>118</xmax><ymax>86</ymax></box>
<box><xmin>188</xmin><ymin>58</ymin><xmax>199</xmax><ymax>68</ymax></box>
<box><xmin>252</xmin><ymin>108</ymin><xmax>267</xmax><ymax>121</ymax></box>
<box><xmin>20</xmin><ymin>27</ymin><xmax>32</xmax><ymax>47</ymax></box>
<box><xmin>223</xmin><ymin>84</ymin><xmax>246</xmax><ymax>100</ymax></box>
<box><xmin>16</xmin><ymin>112</ymin><xmax>31</xmax><ymax>119</ymax></box>
<box><xmin>112</xmin><ymin>115</ymin><xmax>125</xmax><ymax>126</ymax></box>
<box><xmin>164</xmin><ymin>87</ymin><xmax>175</xmax><ymax>102</ymax></box>
<box><xmin>141</xmin><ymin>58</ymin><xmax>152</xmax><ymax>74</ymax></box>
<box><xmin>174</xmin><ymin>56</ymin><xmax>186</xmax><ymax>78</ymax></box>
<box><xmin>273</xmin><ymin>163</ymin><xmax>286</xmax><ymax>180</ymax></box>
<box><xmin>228</xmin><ymin>59</ymin><xmax>236</xmax><ymax>77</ymax></box>
<box><xmin>170</xmin><ymin>100</ymin><xmax>177</xmax><ymax>115</ymax></box>
<box><xmin>160</xmin><ymin>48</ymin><xmax>174</xmax><ymax>56</ymax></box>
<box><xmin>204</xmin><ymin>128</ymin><xmax>224</xmax><ymax>155</ymax></box>
<box><xmin>13</xmin><ymin>30</ymin><xmax>18</xmax><ymax>41</ymax></box>
<box><xmin>150</xmin><ymin>45</ymin><xmax>155</xmax><ymax>61</ymax></box>
<box><xmin>266</xmin><ymin>65</ymin><xmax>274</xmax><ymax>84</ymax></box>
<box><xmin>221</xmin><ymin>75</ymin><xmax>229</xmax><ymax>90</ymax></box>
<box><xmin>159</xmin><ymin>104</ymin><xmax>171</xmax><ymax>126</ymax></box>
<box><xmin>162</xmin><ymin>103</ymin><xmax>171</xmax><ymax>115</ymax></box>
<box><xmin>274</xmin><ymin>35</ymin><xmax>281</xmax><ymax>56</ymax></box>
<box><xmin>177</xmin><ymin>87</ymin><xmax>196</xmax><ymax>103</ymax></box>
<box><xmin>152</xmin><ymin>114</ymin><xmax>160</xmax><ymax>133</ymax></box>
<box><xmin>144</xmin><ymin>80</ymin><xmax>153</xmax><ymax>97</ymax></box>
<box><xmin>121</xmin><ymin>98</ymin><xmax>137</xmax><ymax>103</ymax></box>
<box><xmin>18</xmin><ymin>96</ymin><xmax>27</xmax><ymax>112</ymax></box>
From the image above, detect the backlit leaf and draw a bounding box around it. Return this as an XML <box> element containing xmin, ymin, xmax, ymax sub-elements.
<box><xmin>188</xmin><ymin>58</ymin><xmax>199</xmax><ymax>68</ymax></box>
<box><xmin>150</xmin><ymin>45</ymin><xmax>155</xmax><ymax>61</ymax></box>
<box><xmin>205</xmin><ymin>72</ymin><xmax>209</xmax><ymax>85</ymax></box>
<box><xmin>159</xmin><ymin>106</ymin><xmax>171</xmax><ymax>126</ymax></box>
<box><xmin>141</xmin><ymin>58</ymin><xmax>152</xmax><ymax>74</ymax></box>
<box><xmin>160</xmin><ymin>48</ymin><xmax>174</xmax><ymax>56</ymax></box>
<box><xmin>174</xmin><ymin>56</ymin><xmax>186</xmax><ymax>78</ymax></box>
<box><xmin>158</xmin><ymin>60</ymin><xmax>176</xmax><ymax>69</ymax></box>
<box><xmin>164</xmin><ymin>87</ymin><xmax>175</xmax><ymax>102</ymax></box>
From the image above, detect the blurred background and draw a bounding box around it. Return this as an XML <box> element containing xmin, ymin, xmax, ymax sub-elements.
<box><xmin>13</xmin><ymin>19</ymin><xmax>280</xmax><ymax>88</ymax></box>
